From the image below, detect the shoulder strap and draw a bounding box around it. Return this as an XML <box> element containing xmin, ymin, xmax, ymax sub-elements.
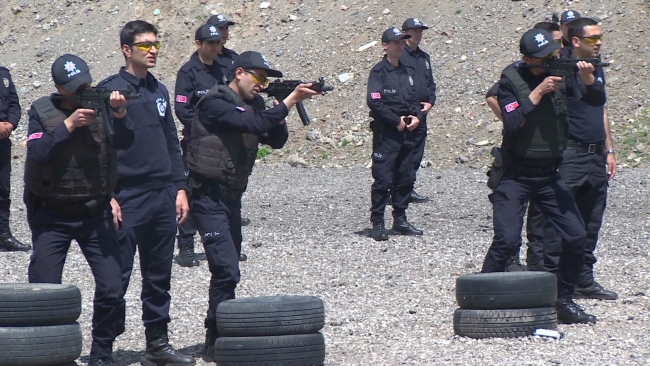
<box><xmin>31</xmin><ymin>97</ymin><xmax>66</xmax><ymax>126</ymax></box>
<box><xmin>501</xmin><ymin>67</ymin><xmax>532</xmax><ymax>101</ymax></box>
<box><xmin>216</xmin><ymin>85</ymin><xmax>249</xmax><ymax>109</ymax></box>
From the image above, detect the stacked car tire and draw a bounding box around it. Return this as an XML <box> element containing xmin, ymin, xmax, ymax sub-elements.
<box><xmin>213</xmin><ymin>295</ymin><xmax>326</xmax><ymax>366</ymax></box>
<box><xmin>0</xmin><ymin>283</ymin><xmax>83</xmax><ymax>366</ymax></box>
<box><xmin>453</xmin><ymin>272</ymin><xmax>558</xmax><ymax>339</ymax></box>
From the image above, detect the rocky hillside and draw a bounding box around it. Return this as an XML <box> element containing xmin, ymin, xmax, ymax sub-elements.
<box><xmin>1</xmin><ymin>0</ymin><xmax>649</xmax><ymax>168</ymax></box>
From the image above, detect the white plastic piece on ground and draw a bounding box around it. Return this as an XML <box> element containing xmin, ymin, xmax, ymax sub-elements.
<box><xmin>534</xmin><ymin>329</ymin><xmax>562</xmax><ymax>339</ymax></box>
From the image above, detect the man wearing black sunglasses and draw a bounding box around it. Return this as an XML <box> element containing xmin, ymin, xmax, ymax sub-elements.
<box><xmin>98</xmin><ymin>20</ymin><xmax>194</xmax><ymax>366</ymax></box>
<box><xmin>482</xmin><ymin>28</ymin><xmax>606</xmax><ymax>325</ymax></box>
<box><xmin>184</xmin><ymin>51</ymin><xmax>319</xmax><ymax>360</ymax></box>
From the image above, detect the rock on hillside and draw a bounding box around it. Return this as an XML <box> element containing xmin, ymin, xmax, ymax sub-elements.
<box><xmin>1</xmin><ymin>0</ymin><xmax>648</xmax><ymax>168</ymax></box>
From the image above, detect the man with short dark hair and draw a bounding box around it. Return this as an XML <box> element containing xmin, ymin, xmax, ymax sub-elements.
<box><xmin>26</xmin><ymin>54</ymin><xmax>133</xmax><ymax>366</ymax></box>
<box><xmin>482</xmin><ymin>28</ymin><xmax>605</xmax><ymax>324</ymax></box>
<box><xmin>0</xmin><ymin>66</ymin><xmax>30</xmax><ymax>252</ymax></box>
<box><xmin>401</xmin><ymin>18</ymin><xmax>437</xmax><ymax>204</ymax></box>
<box><xmin>173</xmin><ymin>24</ymin><xmax>225</xmax><ymax>268</ymax></box>
<box><xmin>98</xmin><ymin>20</ymin><xmax>194</xmax><ymax>365</ymax></box>
<box><xmin>186</xmin><ymin>51</ymin><xmax>319</xmax><ymax>360</ymax></box>
<box><xmin>207</xmin><ymin>14</ymin><xmax>238</xmax><ymax>81</ymax></box>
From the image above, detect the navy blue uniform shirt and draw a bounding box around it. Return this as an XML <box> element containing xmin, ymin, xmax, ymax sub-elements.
<box><xmin>366</xmin><ymin>56</ymin><xmax>423</xmax><ymax>128</ymax></box>
<box><xmin>216</xmin><ymin>47</ymin><xmax>239</xmax><ymax>82</ymax></box>
<box><xmin>26</xmin><ymin>96</ymin><xmax>134</xmax><ymax>164</ymax></box>
<box><xmin>174</xmin><ymin>51</ymin><xmax>226</xmax><ymax>136</ymax></box>
<box><xmin>97</xmin><ymin>68</ymin><xmax>185</xmax><ymax>191</ymax></box>
<box><xmin>0</xmin><ymin>67</ymin><xmax>21</xmax><ymax>128</ymax></box>
<box><xmin>497</xmin><ymin>62</ymin><xmax>606</xmax><ymax>138</ymax></box>
<box><xmin>566</xmin><ymin>66</ymin><xmax>607</xmax><ymax>143</ymax></box>
<box><xmin>400</xmin><ymin>44</ymin><xmax>437</xmax><ymax>105</ymax></box>
<box><xmin>197</xmin><ymin>87</ymin><xmax>289</xmax><ymax>148</ymax></box>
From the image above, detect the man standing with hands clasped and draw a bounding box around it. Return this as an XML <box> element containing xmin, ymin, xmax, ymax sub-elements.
<box><xmin>367</xmin><ymin>27</ymin><xmax>424</xmax><ymax>242</ymax></box>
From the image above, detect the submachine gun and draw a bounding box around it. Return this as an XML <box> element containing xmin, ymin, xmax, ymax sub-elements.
<box><xmin>520</xmin><ymin>56</ymin><xmax>610</xmax><ymax>97</ymax></box>
<box><xmin>51</xmin><ymin>86</ymin><xmax>141</xmax><ymax>135</ymax></box>
<box><xmin>261</xmin><ymin>77</ymin><xmax>334</xmax><ymax>126</ymax></box>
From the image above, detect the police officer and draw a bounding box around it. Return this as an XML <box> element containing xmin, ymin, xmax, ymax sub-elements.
<box><xmin>528</xmin><ymin>18</ymin><xmax>618</xmax><ymax>300</ymax></box>
<box><xmin>560</xmin><ymin>10</ymin><xmax>581</xmax><ymax>53</ymax></box>
<box><xmin>25</xmin><ymin>54</ymin><xmax>133</xmax><ymax>366</ymax></box>
<box><xmin>207</xmin><ymin>14</ymin><xmax>238</xmax><ymax>81</ymax></box>
<box><xmin>0</xmin><ymin>66</ymin><xmax>30</xmax><ymax>252</ymax></box>
<box><xmin>482</xmin><ymin>29</ymin><xmax>605</xmax><ymax>324</ymax></box>
<box><xmin>484</xmin><ymin>21</ymin><xmax>562</xmax><ymax>272</ymax></box>
<box><xmin>400</xmin><ymin>18</ymin><xmax>437</xmax><ymax>204</ymax></box>
<box><xmin>185</xmin><ymin>51</ymin><xmax>319</xmax><ymax>359</ymax></box>
<box><xmin>173</xmin><ymin>24</ymin><xmax>225</xmax><ymax>268</ymax></box>
<box><xmin>97</xmin><ymin>20</ymin><xmax>194</xmax><ymax>365</ymax></box>
<box><xmin>367</xmin><ymin>27</ymin><xmax>423</xmax><ymax>242</ymax></box>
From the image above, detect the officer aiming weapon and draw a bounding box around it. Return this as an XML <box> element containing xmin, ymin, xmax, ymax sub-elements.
<box><xmin>262</xmin><ymin>77</ymin><xmax>334</xmax><ymax>126</ymax></box>
<box><xmin>520</xmin><ymin>57</ymin><xmax>610</xmax><ymax>98</ymax></box>
<box><xmin>51</xmin><ymin>86</ymin><xmax>141</xmax><ymax>135</ymax></box>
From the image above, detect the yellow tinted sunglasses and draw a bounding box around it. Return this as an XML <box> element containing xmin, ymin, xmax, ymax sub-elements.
<box><xmin>129</xmin><ymin>41</ymin><xmax>162</xmax><ymax>52</ymax></box>
<box><xmin>245</xmin><ymin>69</ymin><xmax>269</xmax><ymax>87</ymax></box>
<box><xmin>578</xmin><ymin>35</ymin><xmax>603</xmax><ymax>46</ymax></box>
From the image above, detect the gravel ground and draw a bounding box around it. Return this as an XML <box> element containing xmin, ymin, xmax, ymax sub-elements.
<box><xmin>1</xmin><ymin>164</ymin><xmax>650</xmax><ymax>365</ymax></box>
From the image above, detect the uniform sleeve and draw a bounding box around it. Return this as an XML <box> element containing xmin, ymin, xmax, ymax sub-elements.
<box><xmin>497</xmin><ymin>77</ymin><xmax>536</xmax><ymax>137</ymax></box>
<box><xmin>366</xmin><ymin>69</ymin><xmax>401</xmax><ymax>127</ymax></box>
<box><xmin>26</xmin><ymin>108</ymin><xmax>72</xmax><ymax>164</ymax></box>
<box><xmin>426</xmin><ymin>55</ymin><xmax>437</xmax><ymax>106</ymax></box>
<box><xmin>486</xmin><ymin>82</ymin><xmax>500</xmax><ymax>98</ymax></box>
<box><xmin>198</xmin><ymin>94</ymin><xmax>289</xmax><ymax>135</ymax></box>
<box><xmin>581</xmin><ymin>67</ymin><xmax>607</xmax><ymax>107</ymax></box>
<box><xmin>162</xmin><ymin>91</ymin><xmax>186</xmax><ymax>190</ymax></box>
<box><xmin>259</xmin><ymin>123</ymin><xmax>289</xmax><ymax>149</ymax></box>
<box><xmin>5</xmin><ymin>71</ymin><xmax>21</xmax><ymax>127</ymax></box>
<box><xmin>173</xmin><ymin>68</ymin><xmax>196</xmax><ymax>130</ymax></box>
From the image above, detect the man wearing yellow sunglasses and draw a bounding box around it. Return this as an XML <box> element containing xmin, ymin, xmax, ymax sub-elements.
<box><xmin>183</xmin><ymin>51</ymin><xmax>320</xmax><ymax>360</ymax></box>
<box><xmin>526</xmin><ymin>17</ymin><xmax>617</xmax><ymax>301</ymax></box>
<box><xmin>98</xmin><ymin>20</ymin><xmax>194</xmax><ymax>366</ymax></box>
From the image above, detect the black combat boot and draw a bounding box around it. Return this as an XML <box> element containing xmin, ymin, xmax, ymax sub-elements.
<box><xmin>88</xmin><ymin>355</ymin><xmax>115</xmax><ymax>366</ymax></box>
<box><xmin>392</xmin><ymin>216</ymin><xmax>423</xmax><ymax>235</ymax></box>
<box><xmin>554</xmin><ymin>298</ymin><xmax>597</xmax><ymax>324</ymax></box>
<box><xmin>409</xmin><ymin>190</ymin><xmax>430</xmax><ymax>203</ymax></box>
<box><xmin>174</xmin><ymin>242</ymin><xmax>199</xmax><ymax>267</ymax></box>
<box><xmin>505</xmin><ymin>256</ymin><xmax>526</xmax><ymax>272</ymax></box>
<box><xmin>574</xmin><ymin>281</ymin><xmax>618</xmax><ymax>300</ymax></box>
<box><xmin>142</xmin><ymin>324</ymin><xmax>195</xmax><ymax>366</ymax></box>
<box><xmin>371</xmin><ymin>221</ymin><xmax>389</xmax><ymax>241</ymax></box>
<box><xmin>202</xmin><ymin>326</ymin><xmax>218</xmax><ymax>362</ymax></box>
<box><xmin>0</xmin><ymin>232</ymin><xmax>31</xmax><ymax>252</ymax></box>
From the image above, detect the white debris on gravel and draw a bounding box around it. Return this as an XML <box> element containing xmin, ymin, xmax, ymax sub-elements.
<box><xmin>2</xmin><ymin>165</ymin><xmax>649</xmax><ymax>365</ymax></box>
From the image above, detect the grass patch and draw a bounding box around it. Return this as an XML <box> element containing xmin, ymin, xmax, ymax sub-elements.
<box><xmin>616</xmin><ymin>109</ymin><xmax>650</xmax><ymax>163</ymax></box>
<box><xmin>455</xmin><ymin>9</ymin><xmax>462</xmax><ymax>14</ymax></box>
<box><xmin>320</xmin><ymin>150</ymin><xmax>329</xmax><ymax>159</ymax></box>
<box><xmin>257</xmin><ymin>146</ymin><xmax>272</xmax><ymax>159</ymax></box>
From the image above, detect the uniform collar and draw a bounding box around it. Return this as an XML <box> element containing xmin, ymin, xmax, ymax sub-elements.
<box><xmin>190</xmin><ymin>51</ymin><xmax>210</xmax><ymax>71</ymax></box>
<box><xmin>382</xmin><ymin>55</ymin><xmax>402</xmax><ymax>71</ymax></box>
<box><xmin>119</xmin><ymin>67</ymin><xmax>157</xmax><ymax>87</ymax></box>
<box><xmin>404</xmin><ymin>43</ymin><xmax>420</xmax><ymax>55</ymax></box>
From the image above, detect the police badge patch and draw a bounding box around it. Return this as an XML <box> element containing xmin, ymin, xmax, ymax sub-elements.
<box><xmin>2</xmin><ymin>78</ymin><xmax>9</xmax><ymax>88</ymax></box>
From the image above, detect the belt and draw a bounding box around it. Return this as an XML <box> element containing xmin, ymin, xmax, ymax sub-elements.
<box><xmin>509</xmin><ymin>163</ymin><xmax>557</xmax><ymax>178</ymax></box>
<box><xmin>566</xmin><ymin>139</ymin><xmax>604</xmax><ymax>154</ymax></box>
<box><xmin>39</xmin><ymin>196</ymin><xmax>109</xmax><ymax>218</ymax></box>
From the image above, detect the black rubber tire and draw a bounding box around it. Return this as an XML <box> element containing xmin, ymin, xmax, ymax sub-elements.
<box><xmin>455</xmin><ymin>272</ymin><xmax>557</xmax><ymax>309</ymax></box>
<box><xmin>216</xmin><ymin>296</ymin><xmax>325</xmax><ymax>337</ymax></box>
<box><xmin>0</xmin><ymin>323</ymin><xmax>82</xmax><ymax>366</ymax></box>
<box><xmin>0</xmin><ymin>284</ymin><xmax>81</xmax><ymax>326</ymax></box>
<box><xmin>214</xmin><ymin>333</ymin><xmax>325</xmax><ymax>366</ymax></box>
<box><xmin>453</xmin><ymin>307</ymin><xmax>557</xmax><ymax>339</ymax></box>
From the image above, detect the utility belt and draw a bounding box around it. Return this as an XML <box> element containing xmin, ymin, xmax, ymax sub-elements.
<box><xmin>38</xmin><ymin>195</ymin><xmax>110</xmax><ymax>218</ymax></box>
<box><xmin>566</xmin><ymin>139</ymin><xmax>605</xmax><ymax>154</ymax></box>
<box><xmin>187</xmin><ymin>173</ymin><xmax>245</xmax><ymax>202</ymax></box>
<box><xmin>508</xmin><ymin>156</ymin><xmax>560</xmax><ymax>178</ymax></box>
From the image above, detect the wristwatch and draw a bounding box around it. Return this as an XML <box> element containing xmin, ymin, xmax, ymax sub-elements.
<box><xmin>111</xmin><ymin>105</ymin><xmax>126</xmax><ymax>114</ymax></box>
<box><xmin>605</xmin><ymin>149</ymin><xmax>615</xmax><ymax>155</ymax></box>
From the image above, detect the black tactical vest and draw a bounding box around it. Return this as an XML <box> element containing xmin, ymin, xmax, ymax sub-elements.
<box><xmin>187</xmin><ymin>85</ymin><xmax>261</xmax><ymax>190</ymax></box>
<box><xmin>24</xmin><ymin>96</ymin><xmax>116</xmax><ymax>202</ymax></box>
<box><xmin>502</xmin><ymin>67</ymin><xmax>567</xmax><ymax>159</ymax></box>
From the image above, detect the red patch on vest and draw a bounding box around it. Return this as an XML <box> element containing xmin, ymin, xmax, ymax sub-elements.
<box><xmin>505</xmin><ymin>101</ymin><xmax>519</xmax><ymax>113</ymax></box>
<box><xmin>175</xmin><ymin>95</ymin><xmax>187</xmax><ymax>103</ymax></box>
<box><xmin>27</xmin><ymin>132</ymin><xmax>43</xmax><ymax>141</ymax></box>
<box><xmin>235</xmin><ymin>106</ymin><xmax>246</xmax><ymax>112</ymax></box>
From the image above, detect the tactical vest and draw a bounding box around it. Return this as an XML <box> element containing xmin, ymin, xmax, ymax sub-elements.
<box><xmin>502</xmin><ymin>67</ymin><xmax>567</xmax><ymax>159</ymax></box>
<box><xmin>187</xmin><ymin>85</ymin><xmax>260</xmax><ymax>190</ymax></box>
<box><xmin>24</xmin><ymin>96</ymin><xmax>116</xmax><ymax>202</ymax></box>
